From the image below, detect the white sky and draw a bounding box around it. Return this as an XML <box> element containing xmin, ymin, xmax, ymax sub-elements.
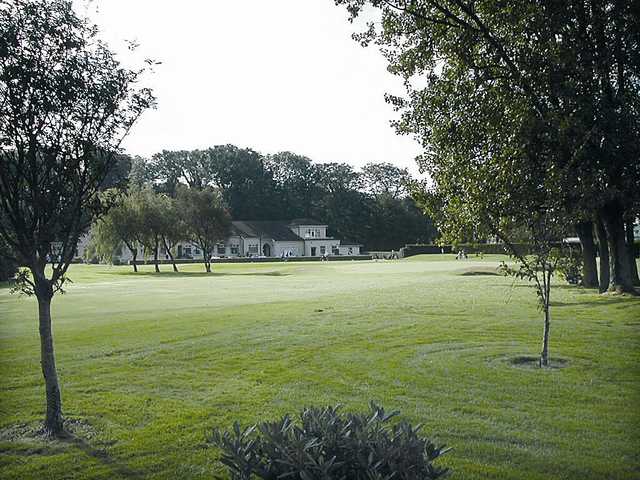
<box><xmin>78</xmin><ymin>0</ymin><xmax>423</xmax><ymax>174</ymax></box>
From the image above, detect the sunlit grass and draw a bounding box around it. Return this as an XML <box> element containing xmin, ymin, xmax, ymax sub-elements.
<box><xmin>1</xmin><ymin>255</ymin><xmax>639</xmax><ymax>479</ymax></box>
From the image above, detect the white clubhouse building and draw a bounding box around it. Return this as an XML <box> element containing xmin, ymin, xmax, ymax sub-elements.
<box><xmin>104</xmin><ymin>218</ymin><xmax>361</xmax><ymax>263</ymax></box>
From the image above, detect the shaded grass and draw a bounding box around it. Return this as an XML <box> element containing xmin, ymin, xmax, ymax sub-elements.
<box><xmin>0</xmin><ymin>255</ymin><xmax>639</xmax><ymax>479</ymax></box>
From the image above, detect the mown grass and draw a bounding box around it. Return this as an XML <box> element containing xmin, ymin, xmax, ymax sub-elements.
<box><xmin>0</xmin><ymin>255</ymin><xmax>639</xmax><ymax>479</ymax></box>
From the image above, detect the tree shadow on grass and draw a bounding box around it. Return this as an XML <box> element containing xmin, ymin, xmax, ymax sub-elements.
<box><xmin>60</xmin><ymin>431</ymin><xmax>145</xmax><ymax>479</ymax></box>
<box><xmin>101</xmin><ymin>270</ymin><xmax>292</xmax><ymax>278</ymax></box>
<box><xmin>0</xmin><ymin>420</ymin><xmax>144</xmax><ymax>479</ymax></box>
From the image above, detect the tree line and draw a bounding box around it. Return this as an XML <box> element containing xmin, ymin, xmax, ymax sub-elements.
<box><xmin>124</xmin><ymin>147</ymin><xmax>437</xmax><ymax>251</ymax></box>
<box><xmin>91</xmin><ymin>186</ymin><xmax>230</xmax><ymax>273</ymax></box>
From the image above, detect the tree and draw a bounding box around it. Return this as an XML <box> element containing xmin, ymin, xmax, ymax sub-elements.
<box><xmin>158</xmin><ymin>195</ymin><xmax>184</xmax><ymax>272</ymax></box>
<box><xmin>128</xmin><ymin>156</ymin><xmax>155</xmax><ymax>189</ymax></box>
<box><xmin>265</xmin><ymin>151</ymin><xmax>318</xmax><ymax>219</ymax></box>
<box><xmin>178</xmin><ymin>187</ymin><xmax>231</xmax><ymax>273</ymax></box>
<box><xmin>151</xmin><ymin>149</ymin><xmax>213</xmax><ymax>194</ymax></box>
<box><xmin>137</xmin><ymin>187</ymin><xmax>166</xmax><ymax>273</ymax></box>
<box><xmin>0</xmin><ymin>0</ymin><xmax>154</xmax><ymax>434</ymax></box>
<box><xmin>337</xmin><ymin>0</ymin><xmax>639</xmax><ymax>294</ymax></box>
<box><xmin>92</xmin><ymin>190</ymin><xmax>144</xmax><ymax>272</ymax></box>
<box><xmin>361</xmin><ymin>162</ymin><xmax>410</xmax><ymax>199</ymax></box>
<box><xmin>208</xmin><ymin>145</ymin><xmax>281</xmax><ymax>220</ymax></box>
<box><xmin>575</xmin><ymin>221</ymin><xmax>599</xmax><ymax>289</ymax></box>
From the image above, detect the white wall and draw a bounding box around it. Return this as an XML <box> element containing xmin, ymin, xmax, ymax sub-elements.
<box><xmin>338</xmin><ymin>245</ymin><xmax>360</xmax><ymax>256</ymax></box>
<box><xmin>274</xmin><ymin>241</ymin><xmax>304</xmax><ymax>257</ymax></box>
<box><xmin>289</xmin><ymin>224</ymin><xmax>328</xmax><ymax>239</ymax></box>
<box><xmin>304</xmin><ymin>239</ymin><xmax>339</xmax><ymax>257</ymax></box>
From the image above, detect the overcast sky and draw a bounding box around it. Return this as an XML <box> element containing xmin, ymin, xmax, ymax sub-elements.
<box><xmin>79</xmin><ymin>0</ymin><xmax>423</xmax><ymax>174</ymax></box>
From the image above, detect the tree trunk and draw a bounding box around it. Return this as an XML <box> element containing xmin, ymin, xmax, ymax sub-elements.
<box><xmin>35</xmin><ymin>278</ymin><xmax>64</xmax><ymax>435</ymax></box>
<box><xmin>163</xmin><ymin>238</ymin><xmax>178</xmax><ymax>272</ymax></box>
<box><xmin>595</xmin><ymin>217</ymin><xmax>610</xmax><ymax>293</ymax></box>
<box><xmin>131</xmin><ymin>249</ymin><xmax>138</xmax><ymax>273</ymax></box>
<box><xmin>625</xmin><ymin>220</ymin><xmax>640</xmax><ymax>286</ymax></box>
<box><xmin>539</xmin><ymin>272</ymin><xmax>551</xmax><ymax>368</ymax></box>
<box><xmin>153</xmin><ymin>239</ymin><xmax>160</xmax><ymax>273</ymax></box>
<box><xmin>204</xmin><ymin>251</ymin><xmax>211</xmax><ymax>273</ymax></box>
<box><xmin>600</xmin><ymin>202</ymin><xmax>636</xmax><ymax>293</ymax></box>
<box><xmin>575</xmin><ymin>221</ymin><xmax>598</xmax><ymax>288</ymax></box>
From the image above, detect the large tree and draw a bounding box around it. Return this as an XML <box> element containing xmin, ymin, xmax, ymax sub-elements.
<box><xmin>361</xmin><ymin>162</ymin><xmax>410</xmax><ymax>199</ymax></box>
<box><xmin>337</xmin><ymin>0</ymin><xmax>639</xmax><ymax>293</ymax></box>
<box><xmin>0</xmin><ymin>0</ymin><xmax>154</xmax><ymax>434</ymax></box>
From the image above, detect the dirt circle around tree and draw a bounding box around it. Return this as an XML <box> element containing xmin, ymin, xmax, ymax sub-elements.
<box><xmin>0</xmin><ymin>418</ymin><xmax>97</xmax><ymax>444</ymax></box>
<box><xmin>508</xmin><ymin>355</ymin><xmax>570</xmax><ymax>369</ymax></box>
<box><xmin>486</xmin><ymin>354</ymin><xmax>571</xmax><ymax>370</ymax></box>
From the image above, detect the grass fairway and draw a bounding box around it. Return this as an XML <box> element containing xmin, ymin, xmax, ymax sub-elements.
<box><xmin>0</xmin><ymin>255</ymin><xmax>639</xmax><ymax>479</ymax></box>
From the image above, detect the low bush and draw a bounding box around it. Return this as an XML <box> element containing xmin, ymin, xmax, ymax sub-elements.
<box><xmin>208</xmin><ymin>403</ymin><xmax>450</xmax><ymax>480</ymax></box>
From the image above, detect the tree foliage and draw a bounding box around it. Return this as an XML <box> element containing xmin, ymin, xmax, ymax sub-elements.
<box><xmin>335</xmin><ymin>0</ymin><xmax>640</xmax><ymax>364</ymax></box>
<box><xmin>0</xmin><ymin>0</ymin><xmax>154</xmax><ymax>434</ymax></box>
<box><xmin>145</xmin><ymin>147</ymin><xmax>436</xmax><ymax>250</ymax></box>
<box><xmin>177</xmin><ymin>187</ymin><xmax>231</xmax><ymax>272</ymax></box>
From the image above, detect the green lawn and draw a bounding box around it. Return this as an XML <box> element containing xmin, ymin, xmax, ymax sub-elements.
<box><xmin>0</xmin><ymin>255</ymin><xmax>639</xmax><ymax>479</ymax></box>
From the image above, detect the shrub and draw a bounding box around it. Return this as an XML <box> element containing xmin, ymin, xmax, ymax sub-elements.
<box><xmin>208</xmin><ymin>403</ymin><xmax>450</xmax><ymax>480</ymax></box>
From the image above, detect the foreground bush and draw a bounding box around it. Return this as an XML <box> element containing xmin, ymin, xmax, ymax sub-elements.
<box><xmin>208</xmin><ymin>403</ymin><xmax>450</xmax><ymax>479</ymax></box>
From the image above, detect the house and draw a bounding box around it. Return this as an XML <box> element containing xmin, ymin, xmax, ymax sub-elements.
<box><xmin>112</xmin><ymin>219</ymin><xmax>361</xmax><ymax>263</ymax></box>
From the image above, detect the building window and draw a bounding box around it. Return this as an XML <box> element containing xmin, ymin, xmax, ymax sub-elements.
<box><xmin>248</xmin><ymin>244</ymin><xmax>259</xmax><ymax>254</ymax></box>
<box><xmin>185</xmin><ymin>246</ymin><xmax>192</xmax><ymax>256</ymax></box>
<box><xmin>217</xmin><ymin>244</ymin><xmax>226</xmax><ymax>254</ymax></box>
<box><xmin>320</xmin><ymin>246</ymin><xmax>326</xmax><ymax>255</ymax></box>
<box><xmin>194</xmin><ymin>248</ymin><xmax>201</xmax><ymax>255</ymax></box>
<box><xmin>230</xmin><ymin>244</ymin><xmax>239</xmax><ymax>254</ymax></box>
<box><xmin>332</xmin><ymin>246</ymin><xmax>339</xmax><ymax>255</ymax></box>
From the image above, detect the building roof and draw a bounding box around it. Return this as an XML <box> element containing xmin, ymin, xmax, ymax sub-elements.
<box><xmin>232</xmin><ymin>221</ymin><xmax>302</xmax><ymax>241</ymax></box>
<box><xmin>288</xmin><ymin>218</ymin><xmax>327</xmax><ymax>226</ymax></box>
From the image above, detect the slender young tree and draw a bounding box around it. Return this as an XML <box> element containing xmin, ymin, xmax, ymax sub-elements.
<box><xmin>178</xmin><ymin>187</ymin><xmax>231</xmax><ymax>273</ymax></box>
<box><xmin>159</xmin><ymin>195</ymin><xmax>184</xmax><ymax>273</ymax></box>
<box><xmin>0</xmin><ymin>0</ymin><xmax>154</xmax><ymax>434</ymax></box>
<box><xmin>137</xmin><ymin>188</ymin><xmax>166</xmax><ymax>273</ymax></box>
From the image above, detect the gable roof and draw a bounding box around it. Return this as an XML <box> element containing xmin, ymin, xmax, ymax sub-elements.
<box><xmin>231</xmin><ymin>221</ymin><xmax>302</xmax><ymax>241</ymax></box>
<box><xmin>288</xmin><ymin>218</ymin><xmax>326</xmax><ymax>226</ymax></box>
